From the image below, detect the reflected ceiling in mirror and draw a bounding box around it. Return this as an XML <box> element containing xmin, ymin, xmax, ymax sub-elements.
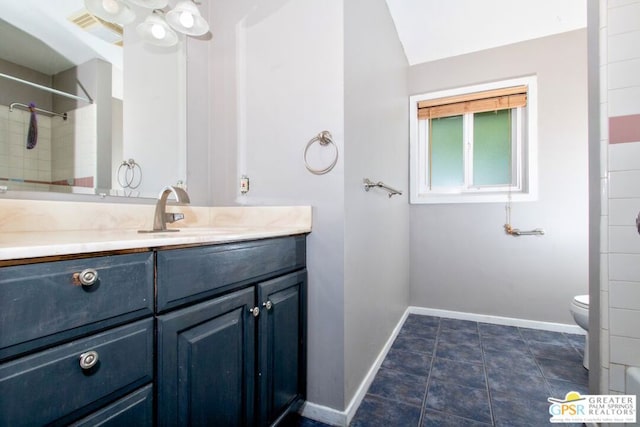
<box><xmin>0</xmin><ymin>0</ymin><xmax>191</xmax><ymax>199</ymax></box>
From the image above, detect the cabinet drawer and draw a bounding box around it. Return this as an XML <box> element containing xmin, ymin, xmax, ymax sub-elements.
<box><xmin>0</xmin><ymin>252</ymin><xmax>154</xmax><ymax>361</ymax></box>
<box><xmin>70</xmin><ymin>384</ymin><xmax>153</xmax><ymax>427</ymax></box>
<box><xmin>157</xmin><ymin>236</ymin><xmax>306</xmax><ymax>312</ymax></box>
<box><xmin>0</xmin><ymin>318</ymin><xmax>154</xmax><ymax>427</ymax></box>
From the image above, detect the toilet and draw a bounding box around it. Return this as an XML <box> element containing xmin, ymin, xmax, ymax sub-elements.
<box><xmin>570</xmin><ymin>294</ymin><xmax>589</xmax><ymax>369</ymax></box>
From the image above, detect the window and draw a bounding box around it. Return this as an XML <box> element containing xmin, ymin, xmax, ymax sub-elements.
<box><xmin>409</xmin><ymin>76</ymin><xmax>537</xmax><ymax>204</ymax></box>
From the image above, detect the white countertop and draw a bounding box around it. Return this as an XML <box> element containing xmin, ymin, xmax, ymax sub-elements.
<box><xmin>0</xmin><ymin>225</ymin><xmax>310</xmax><ymax>261</ymax></box>
<box><xmin>0</xmin><ymin>203</ymin><xmax>312</xmax><ymax>262</ymax></box>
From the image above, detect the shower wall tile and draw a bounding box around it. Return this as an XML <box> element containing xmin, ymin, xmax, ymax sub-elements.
<box><xmin>608</xmin><ymin>87</ymin><xmax>640</xmax><ymax>117</ymax></box>
<box><xmin>601</xmin><ymin>329</ymin><xmax>610</xmax><ymax>366</ymax></box>
<box><xmin>608</xmin><ymin>58</ymin><xmax>640</xmax><ymax>90</ymax></box>
<box><xmin>610</xmin><ymin>336</ymin><xmax>640</xmax><ymax>365</ymax></box>
<box><xmin>609</xmin><ymin>253</ymin><xmax>640</xmax><ymax>281</ymax></box>
<box><xmin>610</xmin><ymin>280</ymin><xmax>640</xmax><ymax>308</ymax></box>
<box><xmin>602</xmin><ymin>178</ymin><xmax>609</xmax><ymax>216</ymax></box>
<box><xmin>607</xmin><ymin>1</ymin><xmax>640</xmax><ymax>35</ymax></box>
<box><xmin>610</xmin><ymin>363</ymin><xmax>627</xmax><ymax>392</ymax></box>
<box><xmin>609</xmin><ymin>308</ymin><xmax>640</xmax><ymax>338</ymax></box>
<box><xmin>608</xmin><ymin>31</ymin><xmax>640</xmax><ymax>63</ymax></box>
<box><xmin>600</xmin><ymin>64</ymin><xmax>609</xmax><ymax>104</ymax></box>
<box><xmin>600</xmin><ymin>367</ymin><xmax>610</xmax><ymax>394</ymax></box>
<box><xmin>609</xmin><ymin>0</ymin><xmax>639</xmax><ymax>9</ymax></box>
<box><xmin>601</xmin><ymin>217</ymin><xmax>610</xmax><ymax>252</ymax></box>
<box><xmin>601</xmin><ymin>254</ymin><xmax>609</xmax><ymax>292</ymax></box>
<box><xmin>609</xmin><ymin>198</ymin><xmax>640</xmax><ymax>225</ymax></box>
<box><xmin>601</xmin><ymin>290</ymin><xmax>610</xmax><ymax>329</ymax></box>
<box><xmin>609</xmin><ymin>225</ymin><xmax>640</xmax><ymax>253</ymax></box>
<box><xmin>609</xmin><ymin>141</ymin><xmax>640</xmax><ymax>170</ymax></box>
<box><xmin>609</xmin><ymin>170</ymin><xmax>640</xmax><ymax>198</ymax></box>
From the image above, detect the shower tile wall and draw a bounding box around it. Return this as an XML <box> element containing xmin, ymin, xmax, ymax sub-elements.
<box><xmin>0</xmin><ymin>105</ymin><xmax>52</xmax><ymax>191</ymax></box>
<box><xmin>51</xmin><ymin>104</ymin><xmax>97</xmax><ymax>186</ymax></box>
<box><xmin>601</xmin><ymin>0</ymin><xmax>640</xmax><ymax>395</ymax></box>
<box><xmin>0</xmin><ymin>103</ymin><xmax>97</xmax><ymax>191</ymax></box>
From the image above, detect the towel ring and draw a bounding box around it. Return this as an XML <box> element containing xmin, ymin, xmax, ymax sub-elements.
<box><xmin>117</xmin><ymin>159</ymin><xmax>142</xmax><ymax>189</ymax></box>
<box><xmin>304</xmin><ymin>131</ymin><xmax>338</xmax><ymax>175</ymax></box>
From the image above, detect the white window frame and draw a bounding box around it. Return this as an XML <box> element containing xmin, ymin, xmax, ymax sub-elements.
<box><xmin>409</xmin><ymin>76</ymin><xmax>538</xmax><ymax>204</ymax></box>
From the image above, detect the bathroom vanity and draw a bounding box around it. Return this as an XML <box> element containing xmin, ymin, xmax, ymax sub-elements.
<box><xmin>0</xmin><ymin>224</ymin><xmax>308</xmax><ymax>426</ymax></box>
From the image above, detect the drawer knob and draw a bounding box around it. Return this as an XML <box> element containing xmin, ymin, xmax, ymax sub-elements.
<box><xmin>79</xmin><ymin>350</ymin><xmax>99</xmax><ymax>370</ymax></box>
<box><xmin>78</xmin><ymin>268</ymin><xmax>99</xmax><ymax>287</ymax></box>
<box><xmin>249</xmin><ymin>307</ymin><xmax>260</xmax><ymax>317</ymax></box>
<box><xmin>263</xmin><ymin>300</ymin><xmax>273</xmax><ymax>310</ymax></box>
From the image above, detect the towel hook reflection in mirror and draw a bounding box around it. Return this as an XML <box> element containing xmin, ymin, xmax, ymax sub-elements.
<box><xmin>304</xmin><ymin>130</ymin><xmax>338</xmax><ymax>175</ymax></box>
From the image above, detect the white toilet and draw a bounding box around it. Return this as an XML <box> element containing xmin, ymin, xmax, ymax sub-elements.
<box><xmin>570</xmin><ymin>294</ymin><xmax>589</xmax><ymax>369</ymax></box>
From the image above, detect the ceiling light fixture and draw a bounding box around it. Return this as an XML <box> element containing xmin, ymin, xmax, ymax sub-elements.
<box><xmin>165</xmin><ymin>0</ymin><xmax>209</xmax><ymax>36</ymax></box>
<box><xmin>83</xmin><ymin>0</ymin><xmax>209</xmax><ymax>46</ymax></box>
<box><xmin>137</xmin><ymin>10</ymin><xmax>178</xmax><ymax>46</ymax></box>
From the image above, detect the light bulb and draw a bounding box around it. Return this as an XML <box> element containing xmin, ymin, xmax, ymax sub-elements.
<box><xmin>151</xmin><ymin>23</ymin><xmax>167</xmax><ymax>39</ymax></box>
<box><xmin>179</xmin><ymin>11</ymin><xmax>195</xmax><ymax>28</ymax></box>
<box><xmin>101</xmin><ymin>0</ymin><xmax>121</xmax><ymax>14</ymax></box>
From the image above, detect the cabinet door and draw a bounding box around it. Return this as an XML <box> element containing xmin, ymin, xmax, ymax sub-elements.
<box><xmin>157</xmin><ymin>287</ymin><xmax>256</xmax><ymax>427</ymax></box>
<box><xmin>258</xmin><ymin>270</ymin><xmax>307</xmax><ymax>426</ymax></box>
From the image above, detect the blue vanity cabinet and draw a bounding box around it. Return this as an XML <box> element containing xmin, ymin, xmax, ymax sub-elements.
<box><xmin>258</xmin><ymin>270</ymin><xmax>307</xmax><ymax>426</ymax></box>
<box><xmin>157</xmin><ymin>287</ymin><xmax>257</xmax><ymax>426</ymax></box>
<box><xmin>156</xmin><ymin>236</ymin><xmax>308</xmax><ymax>426</ymax></box>
<box><xmin>0</xmin><ymin>252</ymin><xmax>155</xmax><ymax>426</ymax></box>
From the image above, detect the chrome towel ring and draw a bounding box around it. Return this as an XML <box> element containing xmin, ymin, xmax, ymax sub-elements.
<box><xmin>304</xmin><ymin>131</ymin><xmax>338</xmax><ymax>175</ymax></box>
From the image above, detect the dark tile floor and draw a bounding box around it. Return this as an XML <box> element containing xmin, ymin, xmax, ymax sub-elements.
<box><xmin>349</xmin><ymin>314</ymin><xmax>589</xmax><ymax>427</ymax></box>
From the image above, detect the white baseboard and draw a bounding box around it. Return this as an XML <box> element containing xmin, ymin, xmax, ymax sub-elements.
<box><xmin>300</xmin><ymin>309</ymin><xmax>410</xmax><ymax>426</ymax></box>
<box><xmin>302</xmin><ymin>306</ymin><xmax>585</xmax><ymax>425</ymax></box>
<box><xmin>408</xmin><ymin>306</ymin><xmax>586</xmax><ymax>335</ymax></box>
<box><xmin>300</xmin><ymin>401</ymin><xmax>346</xmax><ymax>427</ymax></box>
<box><xmin>342</xmin><ymin>309</ymin><xmax>410</xmax><ymax>425</ymax></box>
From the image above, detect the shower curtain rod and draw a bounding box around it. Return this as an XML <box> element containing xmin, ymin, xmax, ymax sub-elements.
<box><xmin>0</xmin><ymin>72</ymin><xmax>93</xmax><ymax>104</ymax></box>
<box><xmin>9</xmin><ymin>102</ymin><xmax>67</xmax><ymax>121</ymax></box>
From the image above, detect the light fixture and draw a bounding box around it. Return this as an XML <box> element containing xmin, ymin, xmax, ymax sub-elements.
<box><xmin>166</xmin><ymin>0</ymin><xmax>209</xmax><ymax>36</ymax></box>
<box><xmin>127</xmin><ymin>0</ymin><xmax>169</xmax><ymax>9</ymax></box>
<box><xmin>137</xmin><ymin>10</ymin><xmax>177</xmax><ymax>47</ymax></box>
<box><xmin>84</xmin><ymin>0</ymin><xmax>210</xmax><ymax>46</ymax></box>
<box><xmin>84</xmin><ymin>0</ymin><xmax>135</xmax><ymax>26</ymax></box>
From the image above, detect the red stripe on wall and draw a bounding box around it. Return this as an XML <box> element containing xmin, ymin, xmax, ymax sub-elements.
<box><xmin>610</xmin><ymin>114</ymin><xmax>640</xmax><ymax>144</ymax></box>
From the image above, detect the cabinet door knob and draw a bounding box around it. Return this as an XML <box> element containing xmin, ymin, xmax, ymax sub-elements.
<box><xmin>79</xmin><ymin>350</ymin><xmax>99</xmax><ymax>370</ymax></box>
<box><xmin>249</xmin><ymin>307</ymin><xmax>260</xmax><ymax>317</ymax></box>
<box><xmin>78</xmin><ymin>268</ymin><xmax>99</xmax><ymax>287</ymax></box>
<box><xmin>262</xmin><ymin>300</ymin><xmax>273</xmax><ymax>310</ymax></box>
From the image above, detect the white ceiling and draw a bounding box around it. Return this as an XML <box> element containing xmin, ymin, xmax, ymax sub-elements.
<box><xmin>1</xmin><ymin>1</ymin><xmax>588</xmax><ymax>75</ymax></box>
<box><xmin>385</xmin><ymin>0</ymin><xmax>587</xmax><ymax>66</ymax></box>
<box><xmin>0</xmin><ymin>0</ymin><xmax>122</xmax><ymax>74</ymax></box>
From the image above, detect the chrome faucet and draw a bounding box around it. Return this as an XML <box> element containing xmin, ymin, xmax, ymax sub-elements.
<box><xmin>139</xmin><ymin>185</ymin><xmax>190</xmax><ymax>233</ymax></box>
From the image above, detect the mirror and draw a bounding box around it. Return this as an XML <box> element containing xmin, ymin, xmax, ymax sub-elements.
<box><xmin>0</xmin><ymin>0</ymin><xmax>187</xmax><ymax>199</ymax></box>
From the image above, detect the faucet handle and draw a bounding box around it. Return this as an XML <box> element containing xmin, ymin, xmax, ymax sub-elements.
<box><xmin>165</xmin><ymin>212</ymin><xmax>185</xmax><ymax>224</ymax></box>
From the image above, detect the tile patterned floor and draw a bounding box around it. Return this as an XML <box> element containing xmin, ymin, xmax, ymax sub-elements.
<box><xmin>349</xmin><ymin>314</ymin><xmax>589</xmax><ymax>427</ymax></box>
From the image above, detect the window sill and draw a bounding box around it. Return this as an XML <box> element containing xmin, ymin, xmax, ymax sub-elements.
<box><xmin>410</xmin><ymin>191</ymin><xmax>537</xmax><ymax>204</ymax></box>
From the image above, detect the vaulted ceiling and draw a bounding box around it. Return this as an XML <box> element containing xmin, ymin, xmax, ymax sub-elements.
<box><xmin>1</xmin><ymin>1</ymin><xmax>588</xmax><ymax>75</ymax></box>
<box><xmin>385</xmin><ymin>0</ymin><xmax>587</xmax><ymax>65</ymax></box>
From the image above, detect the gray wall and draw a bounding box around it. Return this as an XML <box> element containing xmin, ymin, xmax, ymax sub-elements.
<box><xmin>200</xmin><ymin>0</ymin><xmax>410</xmax><ymax>411</ymax></box>
<box><xmin>203</xmin><ymin>0</ymin><xmax>347</xmax><ymax>410</ymax></box>
<box><xmin>343</xmin><ymin>0</ymin><xmax>410</xmax><ymax>402</ymax></box>
<box><xmin>408</xmin><ymin>30</ymin><xmax>589</xmax><ymax>324</ymax></box>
